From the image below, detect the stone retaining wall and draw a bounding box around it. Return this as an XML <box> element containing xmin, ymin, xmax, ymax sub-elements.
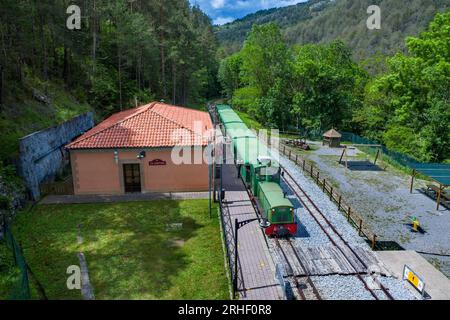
<box><xmin>18</xmin><ymin>112</ymin><xmax>94</xmax><ymax>200</ymax></box>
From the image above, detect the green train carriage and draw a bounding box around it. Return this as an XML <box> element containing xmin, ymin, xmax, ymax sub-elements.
<box><xmin>217</xmin><ymin>104</ymin><xmax>297</xmax><ymax>236</ymax></box>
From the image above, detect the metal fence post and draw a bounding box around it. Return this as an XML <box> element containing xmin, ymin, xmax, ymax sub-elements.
<box><xmin>233</xmin><ymin>218</ymin><xmax>239</xmax><ymax>297</ymax></box>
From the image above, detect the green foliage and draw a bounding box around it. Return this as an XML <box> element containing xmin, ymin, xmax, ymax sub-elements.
<box><xmin>0</xmin><ymin>240</ymin><xmax>21</xmax><ymax>300</ymax></box>
<box><xmin>0</xmin><ymin>162</ymin><xmax>23</xmax><ymax>192</ymax></box>
<box><xmin>232</xmin><ymin>23</ymin><xmax>293</xmax><ymax>129</ymax></box>
<box><xmin>216</xmin><ymin>0</ymin><xmax>449</xmax><ymax>63</ymax></box>
<box><xmin>218</xmin><ymin>53</ymin><xmax>242</xmax><ymax>98</ymax></box>
<box><xmin>291</xmin><ymin>41</ymin><xmax>367</xmax><ymax>131</ymax></box>
<box><xmin>240</xmin><ymin>24</ymin><xmax>290</xmax><ymax>94</ymax></box>
<box><xmin>355</xmin><ymin>12</ymin><xmax>450</xmax><ymax>161</ymax></box>
<box><xmin>256</xmin><ymin>78</ymin><xmax>291</xmax><ymax>130</ymax></box>
<box><xmin>224</xmin><ymin>24</ymin><xmax>366</xmax><ymax>131</ymax></box>
<box><xmin>0</xmin><ymin>0</ymin><xmax>219</xmax><ymax>165</ymax></box>
<box><xmin>221</xmin><ymin>11</ymin><xmax>449</xmax><ymax>162</ymax></box>
<box><xmin>0</xmin><ymin>195</ymin><xmax>12</xmax><ymax>210</ymax></box>
<box><xmin>231</xmin><ymin>86</ymin><xmax>260</xmax><ymax>114</ymax></box>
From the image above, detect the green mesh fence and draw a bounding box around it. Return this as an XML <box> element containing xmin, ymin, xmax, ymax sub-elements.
<box><xmin>282</xmin><ymin>128</ymin><xmax>443</xmax><ymax>170</ymax></box>
<box><xmin>340</xmin><ymin>131</ymin><xmax>421</xmax><ymax>168</ymax></box>
<box><xmin>3</xmin><ymin>225</ymin><xmax>31</xmax><ymax>300</ymax></box>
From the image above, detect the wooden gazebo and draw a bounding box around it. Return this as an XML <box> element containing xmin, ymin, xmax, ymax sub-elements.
<box><xmin>323</xmin><ymin>129</ymin><xmax>342</xmax><ymax>148</ymax></box>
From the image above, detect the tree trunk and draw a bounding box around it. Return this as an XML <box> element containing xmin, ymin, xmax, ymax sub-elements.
<box><xmin>161</xmin><ymin>47</ymin><xmax>166</xmax><ymax>97</ymax></box>
<box><xmin>118</xmin><ymin>48</ymin><xmax>123</xmax><ymax>111</ymax></box>
<box><xmin>181</xmin><ymin>69</ymin><xmax>187</xmax><ymax>106</ymax></box>
<box><xmin>172</xmin><ymin>61</ymin><xmax>177</xmax><ymax>104</ymax></box>
<box><xmin>92</xmin><ymin>0</ymin><xmax>97</xmax><ymax>75</ymax></box>
<box><xmin>159</xmin><ymin>5</ymin><xmax>167</xmax><ymax>98</ymax></box>
<box><xmin>40</xmin><ymin>17</ymin><xmax>48</xmax><ymax>81</ymax></box>
<box><xmin>0</xmin><ymin>64</ymin><xmax>3</xmax><ymax>106</ymax></box>
<box><xmin>63</xmin><ymin>45</ymin><xmax>70</xmax><ymax>85</ymax></box>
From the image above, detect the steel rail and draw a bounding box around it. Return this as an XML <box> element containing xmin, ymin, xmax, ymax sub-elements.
<box><xmin>281</xmin><ymin>167</ymin><xmax>394</xmax><ymax>300</ymax></box>
<box><xmin>274</xmin><ymin>238</ymin><xmax>322</xmax><ymax>300</ymax></box>
<box><xmin>286</xmin><ymin>239</ymin><xmax>322</xmax><ymax>300</ymax></box>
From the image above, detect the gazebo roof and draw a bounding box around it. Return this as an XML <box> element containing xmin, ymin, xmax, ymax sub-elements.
<box><xmin>323</xmin><ymin>129</ymin><xmax>342</xmax><ymax>138</ymax></box>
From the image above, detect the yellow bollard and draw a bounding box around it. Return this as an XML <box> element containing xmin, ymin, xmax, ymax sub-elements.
<box><xmin>412</xmin><ymin>218</ymin><xmax>420</xmax><ymax>232</ymax></box>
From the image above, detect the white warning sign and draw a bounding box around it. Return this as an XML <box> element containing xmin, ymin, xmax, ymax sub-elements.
<box><xmin>403</xmin><ymin>265</ymin><xmax>425</xmax><ymax>295</ymax></box>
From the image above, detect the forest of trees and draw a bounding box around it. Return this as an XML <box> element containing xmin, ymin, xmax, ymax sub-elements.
<box><xmin>0</xmin><ymin>0</ymin><xmax>219</xmax><ymax>163</ymax></box>
<box><xmin>218</xmin><ymin>13</ymin><xmax>450</xmax><ymax>162</ymax></box>
<box><xmin>216</xmin><ymin>0</ymin><xmax>449</xmax><ymax>62</ymax></box>
<box><xmin>0</xmin><ymin>0</ymin><xmax>219</xmax><ymax>111</ymax></box>
<box><xmin>0</xmin><ymin>1</ymin><xmax>448</xmax><ymax>166</ymax></box>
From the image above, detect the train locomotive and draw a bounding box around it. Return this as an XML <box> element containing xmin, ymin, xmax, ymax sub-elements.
<box><xmin>216</xmin><ymin>105</ymin><xmax>297</xmax><ymax>237</ymax></box>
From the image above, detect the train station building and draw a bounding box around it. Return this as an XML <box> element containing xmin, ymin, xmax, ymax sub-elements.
<box><xmin>66</xmin><ymin>102</ymin><xmax>213</xmax><ymax>195</ymax></box>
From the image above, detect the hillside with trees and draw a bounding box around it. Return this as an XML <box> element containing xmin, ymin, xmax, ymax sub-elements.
<box><xmin>218</xmin><ymin>12</ymin><xmax>450</xmax><ymax>162</ymax></box>
<box><xmin>0</xmin><ymin>0</ymin><xmax>218</xmax><ymax>164</ymax></box>
<box><xmin>216</xmin><ymin>0</ymin><xmax>449</xmax><ymax>62</ymax></box>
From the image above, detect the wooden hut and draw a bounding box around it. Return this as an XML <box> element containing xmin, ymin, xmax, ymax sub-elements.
<box><xmin>323</xmin><ymin>129</ymin><xmax>342</xmax><ymax>148</ymax></box>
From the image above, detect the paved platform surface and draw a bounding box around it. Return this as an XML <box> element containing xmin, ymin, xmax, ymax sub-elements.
<box><xmin>221</xmin><ymin>162</ymin><xmax>283</xmax><ymax>300</ymax></box>
<box><xmin>40</xmin><ymin>192</ymin><xmax>209</xmax><ymax>204</ymax></box>
<box><xmin>377</xmin><ymin>250</ymin><xmax>450</xmax><ymax>300</ymax></box>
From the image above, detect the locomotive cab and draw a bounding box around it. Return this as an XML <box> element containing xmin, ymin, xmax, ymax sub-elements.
<box><xmin>251</xmin><ymin>158</ymin><xmax>281</xmax><ymax>194</ymax></box>
<box><xmin>257</xmin><ymin>182</ymin><xmax>296</xmax><ymax>237</ymax></box>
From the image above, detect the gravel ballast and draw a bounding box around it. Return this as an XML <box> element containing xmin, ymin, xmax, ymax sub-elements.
<box><xmin>267</xmin><ymin>150</ymin><xmax>417</xmax><ymax>300</ymax></box>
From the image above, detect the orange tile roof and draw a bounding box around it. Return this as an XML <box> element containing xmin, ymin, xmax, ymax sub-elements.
<box><xmin>66</xmin><ymin>102</ymin><xmax>213</xmax><ymax>149</ymax></box>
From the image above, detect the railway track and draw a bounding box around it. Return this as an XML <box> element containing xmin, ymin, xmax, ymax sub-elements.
<box><xmin>281</xmin><ymin>167</ymin><xmax>395</xmax><ymax>301</ymax></box>
<box><xmin>274</xmin><ymin>238</ymin><xmax>322</xmax><ymax>300</ymax></box>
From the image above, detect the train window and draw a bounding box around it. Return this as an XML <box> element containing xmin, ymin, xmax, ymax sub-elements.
<box><xmin>256</xmin><ymin>166</ymin><xmax>280</xmax><ymax>181</ymax></box>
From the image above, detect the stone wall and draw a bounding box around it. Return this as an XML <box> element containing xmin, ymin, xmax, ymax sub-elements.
<box><xmin>18</xmin><ymin>112</ymin><xmax>95</xmax><ymax>200</ymax></box>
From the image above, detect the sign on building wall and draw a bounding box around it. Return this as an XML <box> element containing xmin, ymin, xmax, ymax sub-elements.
<box><xmin>149</xmin><ymin>159</ymin><xmax>167</xmax><ymax>166</ymax></box>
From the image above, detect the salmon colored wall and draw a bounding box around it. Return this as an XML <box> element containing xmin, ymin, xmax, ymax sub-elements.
<box><xmin>142</xmin><ymin>149</ymin><xmax>209</xmax><ymax>192</ymax></box>
<box><xmin>71</xmin><ymin>151</ymin><xmax>121</xmax><ymax>195</ymax></box>
<box><xmin>71</xmin><ymin>148</ymin><xmax>209</xmax><ymax>195</ymax></box>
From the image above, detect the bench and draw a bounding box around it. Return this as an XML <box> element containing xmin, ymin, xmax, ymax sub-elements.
<box><xmin>426</xmin><ymin>184</ymin><xmax>440</xmax><ymax>194</ymax></box>
<box><xmin>427</xmin><ymin>185</ymin><xmax>450</xmax><ymax>199</ymax></box>
<box><xmin>426</xmin><ymin>185</ymin><xmax>450</xmax><ymax>209</ymax></box>
<box><xmin>442</xmin><ymin>190</ymin><xmax>450</xmax><ymax>201</ymax></box>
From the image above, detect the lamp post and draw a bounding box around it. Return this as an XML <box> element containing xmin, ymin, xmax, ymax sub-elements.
<box><xmin>220</xmin><ymin>136</ymin><xmax>231</xmax><ymax>201</ymax></box>
<box><xmin>208</xmin><ymin>142</ymin><xmax>212</xmax><ymax>218</ymax></box>
<box><xmin>233</xmin><ymin>217</ymin><xmax>270</xmax><ymax>297</ymax></box>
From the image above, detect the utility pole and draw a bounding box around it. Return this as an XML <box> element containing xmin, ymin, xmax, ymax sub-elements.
<box><xmin>208</xmin><ymin>141</ymin><xmax>212</xmax><ymax>218</ymax></box>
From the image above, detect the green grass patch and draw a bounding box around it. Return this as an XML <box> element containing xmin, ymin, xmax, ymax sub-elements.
<box><xmin>11</xmin><ymin>200</ymin><xmax>229</xmax><ymax>300</ymax></box>
<box><xmin>0</xmin><ymin>239</ymin><xmax>21</xmax><ymax>300</ymax></box>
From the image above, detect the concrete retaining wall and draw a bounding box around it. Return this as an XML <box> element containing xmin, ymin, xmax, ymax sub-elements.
<box><xmin>19</xmin><ymin>113</ymin><xmax>95</xmax><ymax>200</ymax></box>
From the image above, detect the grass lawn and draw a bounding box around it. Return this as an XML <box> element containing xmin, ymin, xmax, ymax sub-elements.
<box><xmin>11</xmin><ymin>200</ymin><xmax>230</xmax><ymax>300</ymax></box>
<box><xmin>0</xmin><ymin>239</ymin><xmax>21</xmax><ymax>300</ymax></box>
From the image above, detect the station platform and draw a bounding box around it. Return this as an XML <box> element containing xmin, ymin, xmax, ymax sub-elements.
<box><xmin>220</xmin><ymin>162</ymin><xmax>283</xmax><ymax>300</ymax></box>
<box><xmin>376</xmin><ymin>250</ymin><xmax>450</xmax><ymax>300</ymax></box>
